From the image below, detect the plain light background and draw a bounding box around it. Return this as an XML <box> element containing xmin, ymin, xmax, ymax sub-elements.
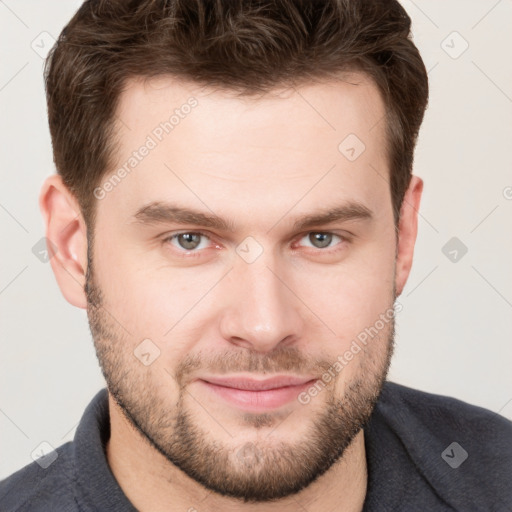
<box><xmin>1</xmin><ymin>1</ymin><xmax>511</xmax><ymax>480</ymax></box>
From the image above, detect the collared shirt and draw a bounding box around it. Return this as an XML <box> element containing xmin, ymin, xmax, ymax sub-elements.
<box><xmin>1</xmin><ymin>381</ymin><xmax>511</xmax><ymax>511</ymax></box>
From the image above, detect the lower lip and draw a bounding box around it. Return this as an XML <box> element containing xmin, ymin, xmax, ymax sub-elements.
<box><xmin>198</xmin><ymin>379</ymin><xmax>316</xmax><ymax>412</ymax></box>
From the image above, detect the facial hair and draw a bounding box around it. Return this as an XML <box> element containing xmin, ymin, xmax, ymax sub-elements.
<box><xmin>85</xmin><ymin>247</ymin><xmax>395</xmax><ymax>503</ymax></box>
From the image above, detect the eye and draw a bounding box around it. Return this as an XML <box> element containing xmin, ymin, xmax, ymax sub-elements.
<box><xmin>164</xmin><ymin>232</ymin><xmax>212</xmax><ymax>252</ymax></box>
<box><xmin>296</xmin><ymin>232</ymin><xmax>345</xmax><ymax>250</ymax></box>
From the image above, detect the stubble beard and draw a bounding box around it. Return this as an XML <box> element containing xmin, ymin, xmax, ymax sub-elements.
<box><xmin>85</xmin><ymin>251</ymin><xmax>395</xmax><ymax>502</ymax></box>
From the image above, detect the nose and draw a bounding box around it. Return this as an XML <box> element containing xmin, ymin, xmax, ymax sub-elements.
<box><xmin>219</xmin><ymin>254</ymin><xmax>305</xmax><ymax>353</ymax></box>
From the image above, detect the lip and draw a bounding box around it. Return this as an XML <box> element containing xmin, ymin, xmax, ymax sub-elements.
<box><xmin>196</xmin><ymin>375</ymin><xmax>317</xmax><ymax>412</ymax></box>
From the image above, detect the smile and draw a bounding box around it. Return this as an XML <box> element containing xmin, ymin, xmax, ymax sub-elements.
<box><xmin>196</xmin><ymin>375</ymin><xmax>318</xmax><ymax>412</ymax></box>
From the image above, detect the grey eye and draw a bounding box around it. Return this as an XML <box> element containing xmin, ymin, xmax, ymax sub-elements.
<box><xmin>308</xmin><ymin>232</ymin><xmax>333</xmax><ymax>249</ymax></box>
<box><xmin>175</xmin><ymin>233</ymin><xmax>203</xmax><ymax>250</ymax></box>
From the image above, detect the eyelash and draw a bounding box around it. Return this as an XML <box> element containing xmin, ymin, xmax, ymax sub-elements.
<box><xmin>161</xmin><ymin>230</ymin><xmax>349</xmax><ymax>257</ymax></box>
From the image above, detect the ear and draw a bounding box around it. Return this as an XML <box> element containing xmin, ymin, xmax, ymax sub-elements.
<box><xmin>39</xmin><ymin>174</ymin><xmax>88</xmax><ymax>309</ymax></box>
<box><xmin>395</xmin><ymin>175</ymin><xmax>423</xmax><ymax>296</ymax></box>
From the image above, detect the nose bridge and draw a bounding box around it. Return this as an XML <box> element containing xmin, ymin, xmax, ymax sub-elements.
<box><xmin>219</xmin><ymin>249</ymin><xmax>303</xmax><ymax>352</ymax></box>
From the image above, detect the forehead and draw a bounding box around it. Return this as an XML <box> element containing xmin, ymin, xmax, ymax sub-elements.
<box><xmin>115</xmin><ymin>72</ymin><xmax>386</xmax><ymax>144</ymax></box>
<box><xmin>100</xmin><ymin>73</ymin><xmax>390</xmax><ymax>231</ymax></box>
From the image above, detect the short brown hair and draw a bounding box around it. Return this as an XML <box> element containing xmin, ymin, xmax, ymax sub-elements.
<box><xmin>45</xmin><ymin>0</ymin><xmax>428</xmax><ymax>228</ymax></box>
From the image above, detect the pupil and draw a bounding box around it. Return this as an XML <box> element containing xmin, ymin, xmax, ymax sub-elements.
<box><xmin>179</xmin><ymin>233</ymin><xmax>200</xmax><ymax>250</ymax></box>
<box><xmin>310</xmin><ymin>232</ymin><xmax>332</xmax><ymax>248</ymax></box>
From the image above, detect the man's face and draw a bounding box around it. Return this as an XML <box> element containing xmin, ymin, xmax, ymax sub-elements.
<box><xmin>86</xmin><ymin>73</ymin><xmax>400</xmax><ymax>501</ymax></box>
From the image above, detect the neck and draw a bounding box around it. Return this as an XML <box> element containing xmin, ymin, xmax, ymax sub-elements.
<box><xmin>106</xmin><ymin>395</ymin><xmax>368</xmax><ymax>512</ymax></box>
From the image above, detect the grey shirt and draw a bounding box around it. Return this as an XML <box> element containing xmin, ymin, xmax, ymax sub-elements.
<box><xmin>1</xmin><ymin>381</ymin><xmax>511</xmax><ymax>511</ymax></box>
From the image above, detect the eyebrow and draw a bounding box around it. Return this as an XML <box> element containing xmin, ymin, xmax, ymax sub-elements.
<box><xmin>132</xmin><ymin>201</ymin><xmax>373</xmax><ymax>232</ymax></box>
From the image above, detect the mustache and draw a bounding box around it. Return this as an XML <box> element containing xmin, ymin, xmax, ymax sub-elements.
<box><xmin>174</xmin><ymin>346</ymin><xmax>333</xmax><ymax>385</ymax></box>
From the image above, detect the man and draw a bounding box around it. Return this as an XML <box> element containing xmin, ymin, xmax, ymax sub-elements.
<box><xmin>1</xmin><ymin>1</ymin><xmax>511</xmax><ymax>511</ymax></box>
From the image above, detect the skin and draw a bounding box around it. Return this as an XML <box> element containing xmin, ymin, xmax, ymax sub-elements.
<box><xmin>40</xmin><ymin>72</ymin><xmax>422</xmax><ymax>512</ymax></box>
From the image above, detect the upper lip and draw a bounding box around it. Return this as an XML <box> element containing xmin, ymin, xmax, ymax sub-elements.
<box><xmin>199</xmin><ymin>375</ymin><xmax>316</xmax><ymax>391</ymax></box>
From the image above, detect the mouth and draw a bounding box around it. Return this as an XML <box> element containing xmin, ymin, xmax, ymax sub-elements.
<box><xmin>196</xmin><ymin>375</ymin><xmax>318</xmax><ymax>412</ymax></box>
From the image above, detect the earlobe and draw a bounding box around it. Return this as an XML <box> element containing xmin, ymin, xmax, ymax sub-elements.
<box><xmin>395</xmin><ymin>175</ymin><xmax>423</xmax><ymax>296</ymax></box>
<box><xmin>39</xmin><ymin>174</ymin><xmax>89</xmax><ymax>309</ymax></box>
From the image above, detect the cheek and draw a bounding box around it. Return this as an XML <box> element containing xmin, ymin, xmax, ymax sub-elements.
<box><xmin>96</xmin><ymin>248</ymin><xmax>222</xmax><ymax>348</ymax></box>
<box><xmin>291</xmin><ymin>241</ymin><xmax>396</xmax><ymax>339</ymax></box>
